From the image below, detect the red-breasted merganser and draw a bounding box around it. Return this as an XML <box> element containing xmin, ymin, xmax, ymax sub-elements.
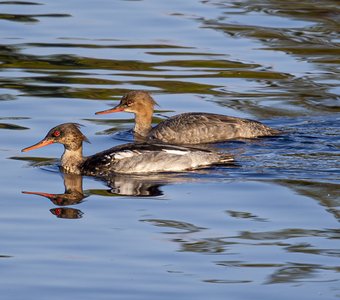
<box><xmin>21</xmin><ymin>123</ymin><xmax>233</xmax><ymax>176</ymax></box>
<box><xmin>95</xmin><ymin>90</ymin><xmax>279</xmax><ymax>144</ymax></box>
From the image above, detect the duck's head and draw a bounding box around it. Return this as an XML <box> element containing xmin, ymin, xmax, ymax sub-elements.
<box><xmin>95</xmin><ymin>90</ymin><xmax>157</xmax><ymax>116</ymax></box>
<box><xmin>21</xmin><ymin>123</ymin><xmax>89</xmax><ymax>152</ymax></box>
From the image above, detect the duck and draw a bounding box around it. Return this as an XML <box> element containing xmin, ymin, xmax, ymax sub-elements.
<box><xmin>21</xmin><ymin>123</ymin><xmax>233</xmax><ymax>176</ymax></box>
<box><xmin>95</xmin><ymin>90</ymin><xmax>279</xmax><ymax>144</ymax></box>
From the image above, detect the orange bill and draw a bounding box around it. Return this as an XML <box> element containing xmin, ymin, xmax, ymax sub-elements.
<box><xmin>22</xmin><ymin>191</ymin><xmax>54</xmax><ymax>198</ymax></box>
<box><xmin>95</xmin><ymin>105</ymin><xmax>125</xmax><ymax>115</ymax></box>
<box><xmin>21</xmin><ymin>139</ymin><xmax>54</xmax><ymax>152</ymax></box>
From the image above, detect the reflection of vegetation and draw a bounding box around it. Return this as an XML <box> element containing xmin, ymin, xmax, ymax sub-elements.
<box><xmin>164</xmin><ymin>226</ymin><xmax>339</xmax><ymax>284</ymax></box>
<box><xmin>169</xmin><ymin>228</ymin><xmax>339</xmax><ymax>255</ymax></box>
<box><xmin>215</xmin><ymin>260</ymin><xmax>340</xmax><ymax>284</ymax></box>
<box><xmin>285</xmin><ymin>243</ymin><xmax>340</xmax><ymax>257</ymax></box>
<box><xmin>0</xmin><ymin>13</ymin><xmax>70</xmax><ymax>23</ymax></box>
<box><xmin>201</xmin><ymin>0</ymin><xmax>340</xmax><ymax>115</ymax></box>
<box><xmin>132</xmin><ymin>80</ymin><xmax>219</xmax><ymax>94</ymax></box>
<box><xmin>25</xmin><ymin>43</ymin><xmax>190</xmax><ymax>49</ymax></box>
<box><xmin>0</xmin><ymin>123</ymin><xmax>28</xmax><ymax>130</ymax></box>
<box><xmin>0</xmin><ymin>42</ymin><xmax>291</xmax><ymax>98</ymax></box>
<box><xmin>237</xmin><ymin>228</ymin><xmax>339</xmax><ymax>240</ymax></box>
<box><xmin>203</xmin><ymin>279</ymin><xmax>252</xmax><ymax>284</ymax></box>
<box><xmin>0</xmin><ymin>2</ymin><xmax>42</xmax><ymax>6</ymax></box>
<box><xmin>266</xmin><ymin>263</ymin><xmax>340</xmax><ymax>284</ymax></box>
<box><xmin>112</xmin><ymin>70</ymin><xmax>290</xmax><ymax>80</ymax></box>
<box><xmin>269</xmin><ymin>47</ymin><xmax>340</xmax><ymax>56</ymax></box>
<box><xmin>175</xmin><ymin>237</ymin><xmax>235</xmax><ymax>254</ymax></box>
<box><xmin>226</xmin><ymin>210</ymin><xmax>267</xmax><ymax>222</ymax></box>
<box><xmin>207</xmin><ymin>0</ymin><xmax>339</xmax><ymax>50</ymax></box>
<box><xmin>0</xmin><ymin>0</ymin><xmax>338</xmax><ymax>117</ymax></box>
<box><xmin>276</xmin><ymin>179</ymin><xmax>340</xmax><ymax>220</ymax></box>
<box><xmin>217</xmin><ymin>261</ymin><xmax>284</xmax><ymax>268</ymax></box>
<box><xmin>146</xmin><ymin>51</ymin><xmax>224</xmax><ymax>56</ymax></box>
<box><xmin>10</xmin><ymin>156</ymin><xmax>57</xmax><ymax>167</ymax></box>
<box><xmin>159</xmin><ymin>59</ymin><xmax>258</xmax><ymax>69</ymax></box>
<box><xmin>141</xmin><ymin>219</ymin><xmax>205</xmax><ymax>234</ymax></box>
<box><xmin>0</xmin><ymin>52</ymin><xmax>262</xmax><ymax>72</ymax></box>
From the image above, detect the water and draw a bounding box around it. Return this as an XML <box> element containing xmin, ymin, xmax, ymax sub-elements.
<box><xmin>0</xmin><ymin>0</ymin><xmax>339</xmax><ymax>299</ymax></box>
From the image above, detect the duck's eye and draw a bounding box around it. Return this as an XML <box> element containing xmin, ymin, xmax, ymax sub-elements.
<box><xmin>126</xmin><ymin>100</ymin><xmax>133</xmax><ymax>106</ymax></box>
<box><xmin>53</xmin><ymin>130</ymin><xmax>61</xmax><ymax>137</ymax></box>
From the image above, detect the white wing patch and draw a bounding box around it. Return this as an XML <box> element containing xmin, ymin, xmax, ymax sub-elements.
<box><xmin>163</xmin><ymin>149</ymin><xmax>188</xmax><ymax>155</ymax></box>
<box><xmin>114</xmin><ymin>150</ymin><xmax>139</xmax><ymax>160</ymax></box>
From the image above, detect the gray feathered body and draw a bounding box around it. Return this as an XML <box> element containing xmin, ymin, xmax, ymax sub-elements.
<box><xmin>147</xmin><ymin>113</ymin><xmax>278</xmax><ymax>144</ymax></box>
<box><xmin>81</xmin><ymin>143</ymin><xmax>233</xmax><ymax>176</ymax></box>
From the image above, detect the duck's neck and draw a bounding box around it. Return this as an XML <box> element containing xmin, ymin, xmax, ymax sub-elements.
<box><xmin>61</xmin><ymin>146</ymin><xmax>84</xmax><ymax>175</ymax></box>
<box><xmin>134</xmin><ymin>109</ymin><xmax>153</xmax><ymax>137</ymax></box>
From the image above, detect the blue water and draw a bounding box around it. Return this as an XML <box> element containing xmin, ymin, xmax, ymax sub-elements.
<box><xmin>0</xmin><ymin>0</ymin><xmax>339</xmax><ymax>299</ymax></box>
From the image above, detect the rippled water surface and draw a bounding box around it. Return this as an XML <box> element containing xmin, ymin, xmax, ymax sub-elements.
<box><xmin>0</xmin><ymin>0</ymin><xmax>339</xmax><ymax>299</ymax></box>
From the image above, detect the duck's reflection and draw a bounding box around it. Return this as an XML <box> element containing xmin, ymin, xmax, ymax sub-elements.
<box><xmin>22</xmin><ymin>171</ymin><xmax>190</xmax><ymax>218</ymax></box>
<box><xmin>22</xmin><ymin>173</ymin><xmax>87</xmax><ymax>219</ymax></box>
<box><xmin>105</xmin><ymin>174</ymin><xmax>166</xmax><ymax>197</ymax></box>
<box><xmin>23</xmin><ymin>173</ymin><xmax>87</xmax><ymax>206</ymax></box>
